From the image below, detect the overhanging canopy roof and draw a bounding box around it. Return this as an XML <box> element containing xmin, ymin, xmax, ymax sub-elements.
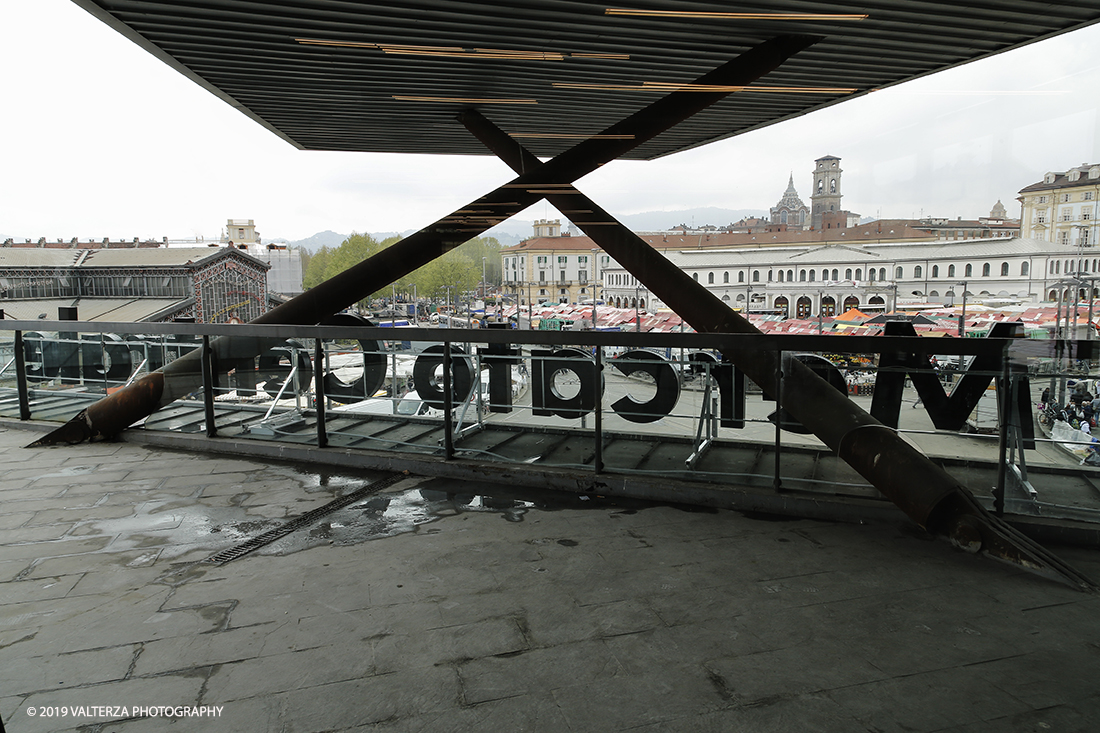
<box><xmin>72</xmin><ymin>1</ymin><xmax>1100</xmax><ymax>161</ymax></box>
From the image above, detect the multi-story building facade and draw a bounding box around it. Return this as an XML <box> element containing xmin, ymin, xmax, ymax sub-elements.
<box><xmin>607</xmin><ymin>236</ymin><xmax>1075</xmax><ymax>319</ymax></box>
<box><xmin>1018</xmin><ymin>163</ymin><xmax>1100</xmax><ymax>250</ymax></box>
<box><xmin>500</xmin><ymin>219</ymin><xmax>612</xmax><ymax>304</ymax></box>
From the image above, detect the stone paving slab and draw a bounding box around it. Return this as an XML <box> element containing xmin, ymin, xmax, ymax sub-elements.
<box><xmin>1</xmin><ymin>425</ymin><xmax>1099</xmax><ymax>732</ymax></box>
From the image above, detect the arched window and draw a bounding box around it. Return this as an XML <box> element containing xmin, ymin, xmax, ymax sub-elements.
<box><xmin>1056</xmin><ymin>260</ymin><xmax>1061</xmax><ymax>274</ymax></box>
<box><xmin>800</xmin><ymin>269</ymin><xmax>807</xmax><ymax>282</ymax></box>
<box><xmin>778</xmin><ymin>270</ymin><xmax>784</xmax><ymax>282</ymax></box>
<box><xmin>965</xmin><ymin>264</ymin><xmax>973</xmax><ymax>277</ymax></box>
<box><xmin>723</xmin><ymin>271</ymin><xmax>729</xmax><ymax>283</ymax></box>
<box><xmin>880</xmin><ymin>268</ymin><xmax>886</xmax><ymax>281</ymax></box>
<box><xmin>1000</xmin><ymin>262</ymin><xmax>1009</xmax><ymax>276</ymax></box>
<box><xmin>781</xmin><ymin>210</ymin><xmax>788</xmax><ymax>224</ymax></box>
<box><xmin>932</xmin><ymin>265</ymin><xmax>939</xmax><ymax>278</ymax></box>
<box><xmin>914</xmin><ymin>265</ymin><xmax>922</xmax><ymax>278</ymax></box>
<box><xmin>855</xmin><ymin>268</ymin><xmax>863</xmax><ymax>280</ymax></box>
<box><xmin>753</xmin><ymin>270</ymin><xmax>760</xmax><ymax>282</ymax></box>
<box><xmin>768</xmin><ymin>270</ymin><xmax>773</xmax><ymax>282</ymax></box>
<box><xmin>830</xmin><ymin>178</ymin><xmax>836</xmax><ymax>193</ymax></box>
<box><xmin>809</xmin><ymin>270</ymin><xmax>816</xmax><ymax>282</ymax></box>
<box><xmin>832</xmin><ymin>269</ymin><xmax>839</xmax><ymax>281</ymax></box>
<box><xmin>738</xmin><ymin>271</ymin><xmax>745</xmax><ymax>283</ymax></box>
<box><xmin>692</xmin><ymin>273</ymin><xmax>698</xmax><ymax>282</ymax></box>
<box><xmin>845</xmin><ymin>268</ymin><xmax>853</xmax><ymax>280</ymax></box>
<box><xmin>1021</xmin><ymin>261</ymin><xmax>1029</xmax><ymax>276</ymax></box>
<box><xmin>788</xmin><ymin>270</ymin><xmax>794</xmax><ymax>281</ymax></box>
<box><xmin>708</xmin><ymin>272</ymin><xmax>714</xmax><ymax>284</ymax></box>
<box><xmin>896</xmin><ymin>266</ymin><xmax>903</xmax><ymax>279</ymax></box>
<box><xmin>982</xmin><ymin>263</ymin><xmax>990</xmax><ymax>277</ymax></box>
<box><xmin>948</xmin><ymin>264</ymin><xmax>956</xmax><ymax>277</ymax></box>
<box><xmin>869</xmin><ymin>269</ymin><xmax>876</xmax><ymax>282</ymax></box>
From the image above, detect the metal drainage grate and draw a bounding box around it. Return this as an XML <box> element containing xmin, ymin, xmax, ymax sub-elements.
<box><xmin>203</xmin><ymin>471</ymin><xmax>410</xmax><ymax>565</ymax></box>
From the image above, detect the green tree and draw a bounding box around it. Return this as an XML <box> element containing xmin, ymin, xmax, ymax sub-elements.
<box><xmin>302</xmin><ymin>245</ymin><xmax>330</xmax><ymax>290</ymax></box>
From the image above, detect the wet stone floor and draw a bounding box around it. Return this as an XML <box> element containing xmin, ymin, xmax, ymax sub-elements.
<box><xmin>2</xmin><ymin>424</ymin><xmax>1100</xmax><ymax>732</ymax></box>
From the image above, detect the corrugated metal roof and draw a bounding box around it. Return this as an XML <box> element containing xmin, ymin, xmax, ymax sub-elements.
<box><xmin>0</xmin><ymin>250</ymin><xmax>83</xmax><ymax>268</ymax></box>
<box><xmin>80</xmin><ymin>247</ymin><xmax>266</xmax><ymax>269</ymax></box>
<box><xmin>0</xmin><ymin>298</ymin><xmax>191</xmax><ymax>322</ymax></box>
<box><xmin>71</xmin><ymin>1</ymin><xmax>1100</xmax><ymax>161</ymax></box>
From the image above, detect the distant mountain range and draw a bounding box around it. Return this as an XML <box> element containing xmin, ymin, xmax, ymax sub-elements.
<box><xmin>277</xmin><ymin>207</ymin><xmax>768</xmax><ymax>251</ymax></box>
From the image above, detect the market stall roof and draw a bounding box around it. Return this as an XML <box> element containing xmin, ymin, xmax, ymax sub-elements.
<box><xmin>71</xmin><ymin>1</ymin><xmax>1100</xmax><ymax>161</ymax></box>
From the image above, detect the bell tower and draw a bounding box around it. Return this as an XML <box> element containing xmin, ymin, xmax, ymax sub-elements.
<box><xmin>810</xmin><ymin>155</ymin><xmax>843</xmax><ymax>230</ymax></box>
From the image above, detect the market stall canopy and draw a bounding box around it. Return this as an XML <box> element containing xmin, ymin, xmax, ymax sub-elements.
<box><xmin>71</xmin><ymin>1</ymin><xmax>1100</xmax><ymax>160</ymax></box>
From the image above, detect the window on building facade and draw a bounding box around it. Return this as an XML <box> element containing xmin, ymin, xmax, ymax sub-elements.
<box><xmin>708</xmin><ymin>272</ymin><xmax>714</xmax><ymax>284</ymax></box>
<box><xmin>578</xmin><ymin>255</ymin><xmax>587</xmax><ymax>264</ymax></box>
<box><xmin>1021</xmin><ymin>261</ymin><xmax>1030</xmax><ymax>276</ymax></box>
<box><xmin>1085</xmin><ymin>192</ymin><xmax>1095</xmax><ymax>201</ymax></box>
<box><xmin>982</xmin><ymin>263</ymin><xmax>991</xmax><ymax>276</ymax></box>
<box><xmin>539</xmin><ymin>271</ymin><xmax>546</xmax><ymax>282</ymax></box>
<box><xmin>1037</xmin><ymin>210</ymin><xmax>1047</xmax><ymax>223</ymax></box>
<box><xmin>800</xmin><ymin>270</ymin><xmax>807</xmax><ymax>282</ymax></box>
<box><xmin>1000</xmin><ymin>262</ymin><xmax>1009</xmax><ymax>276</ymax></box>
<box><xmin>558</xmin><ymin>256</ymin><xmax>567</xmax><ymax>264</ymax></box>
<box><xmin>1062</xmin><ymin>208</ymin><xmax>1073</xmax><ymax>221</ymax></box>
<box><xmin>738</xmin><ymin>271</ymin><xmax>745</xmax><ymax>283</ymax></box>
<box><xmin>1083</xmin><ymin>230</ymin><xmax>1092</xmax><ymax>247</ymax></box>
<box><xmin>879</xmin><ymin>268</ymin><xmax>886</xmax><ymax>281</ymax></box>
<box><xmin>787</xmin><ymin>270</ymin><xmax>793</xmax><ymax>281</ymax></box>
<box><xmin>932</xmin><ymin>265</ymin><xmax>939</xmax><ymax>278</ymax></box>
<box><xmin>869</xmin><ymin>269</ymin><xmax>875</xmax><ymax>282</ymax></box>
<box><xmin>560</xmin><ymin>270</ymin><xmax>566</xmax><ymax>281</ymax></box>
<box><xmin>1085</xmin><ymin>209</ymin><xmax>1093</xmax><ymax>220</ymax></box>
<box><xmin>1060</xmin><ymin>231</ymin><xmax>1070</xmax><ymax>245</ymax></box>
<box><xmin>845</xmin><ymin>267</ymin><xmax>853</xmax><ymax>280</ymax></box>
<box><xmin>723</xmin><ymin>271</ymin><xmax>729</xmax><ymax>283</ymax></box>
<box><xmin>1063</xmin><ymin>193</ymin><xmax>1072</xmax><ymax>202</ymax></box>
<box><xmin>856</xmin><ymin>268</ymin><xmax>863</xmax><ymax>280</ymax></box>
<box><xmin>896</xmin><ymin>266</ymin><xmax>903</xmax><ymax>279</ymax></box>
<box><xmin>692</xmin><ymin>273</ymin><xmax>698</xmax><ymax>281</ymax></box>
<box><xmin>948</xmin><ymin>264</ymin><xmax>955</xmax><ymax>277</ymax></box>
<box><xmin>965</xmin><ymin>264</ymin><xmax>973</xmax><ymax>277</ymax></box>
<box><xmin>579</xmin><ymin>271</ymin><xmax>587</xmax><ymax>283</ymax></box>
<box><xmin>809</xmin><ymin>270</ymin><xmax>815</xmax><ymax>282</ymax></box>
<box><xmin>778</xmin><ymin>270</ymin><xmax>784</xmax><ymax>282</ymax></box>
<box><xmin>914</xmin><ymin>265</ymin><xmax>922</xmax><ymax>278</ymax></box>
<box><xmin>753</xmin><ymin>270</ymin><xmax>760</xmax><ymax>282</ymax></box>
<box><xmin>1039</xmin><ymin>196</ymin><xmax>1048</xmax><ymax>204</ymax></box>
<box><xmin>832</xmin><ymin>268</ymin><xmax>839</xmax><ymax>280</ymax></box>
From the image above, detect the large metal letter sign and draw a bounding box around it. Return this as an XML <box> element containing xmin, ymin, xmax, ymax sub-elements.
<box><xmin>611</xmin><ymin>350</ymin><xmax>680</xmax><ymax>424</ymax></box>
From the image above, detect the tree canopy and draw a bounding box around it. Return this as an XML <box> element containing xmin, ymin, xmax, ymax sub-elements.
<box><xmin>301</xmin><ymin>233</ymin><xmax>503</xmax><ymax>309</ymax></box>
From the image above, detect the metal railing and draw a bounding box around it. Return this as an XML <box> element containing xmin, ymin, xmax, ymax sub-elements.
<box><xmin>1</xmin><ymin>318</ymin><xmax>1098</xmax><ymax>528</ymax></box>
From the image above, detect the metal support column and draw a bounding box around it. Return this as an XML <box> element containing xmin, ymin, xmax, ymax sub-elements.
<box><xmin>314</xmin><ymin>339</ymin><xmax>328</xmax><ymax>448</ymax></box>
<box><xmin>14</xmin><ymin>331</ymin><xmax>30</xmax><ymax>421</ymax></box>
<box><xmin>201</xmin><ymin>335</ymin><xmax>217</xmax><ymax>439</ymax></box>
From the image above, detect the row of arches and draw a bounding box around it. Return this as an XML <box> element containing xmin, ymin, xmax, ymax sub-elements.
<box><xmin>1049</xmin><ymin>259</ymin><xmax>1100</xmax><ymax>275</ymax></box>
<box><xmin>609</xmin><ymin>296</ymin><xmax>647</xmax><ymax>309</ymax></box>
<box><xmin>714</xmin><ymin>293</ymin><xmax>886</xmax><ymax>318</ymax></box>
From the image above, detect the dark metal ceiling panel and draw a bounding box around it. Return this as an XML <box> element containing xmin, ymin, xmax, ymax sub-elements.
<box><xmin>71</xmin><ymin>1</ymin><xmax>1100</xmax><ymax>160</ymax></box>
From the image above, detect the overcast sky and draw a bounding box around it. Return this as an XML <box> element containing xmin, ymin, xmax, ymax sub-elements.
<box><xmin>3</xmin><ymin>1</ymin><xmax>1100</xmax><ymax>243</ymax></box>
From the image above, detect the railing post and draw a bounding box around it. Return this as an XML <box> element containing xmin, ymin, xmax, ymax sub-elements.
<box><xmin>593</xmin><ymin>344</ymin><xmax>603</xmax><ymax>474</ymax></box>
<box><xmin>774</xmin><ymin>347</ymin><xmax>783</xmax><ymax>493</ymax></box>
<box><xmin>994</xmin><ymin>345</ymin><xmax>1010</xmax><ymax>516</ymax></box>
<box><xmin>442</xmin><ymin>341</ymin><xmax>454</xmax><ymax>459</ymax></box>
<box><xmin>201</xmin><ymin>335</ymin><xmax>217</xmax><ymax>438</ymax></box>
<box><xmin>14</xmin><ymin>330</ymin><xmax>31</xmax><ymax>421</ymax></box>
<box><xmin>314</xmin><ymin>338</ymin><xmax>328</xmax><ymax>448</ymax></box>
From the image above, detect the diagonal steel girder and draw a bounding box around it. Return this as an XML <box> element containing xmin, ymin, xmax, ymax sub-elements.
<box><xmin>32</xmin><ymin>34</ymin><xmax>818</xmax><ymax>446</ymax></box>
<box><xmin>460</xmin><ymin>109</ymin><xmax>1096</xmax><ymax>591</ymax></box>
